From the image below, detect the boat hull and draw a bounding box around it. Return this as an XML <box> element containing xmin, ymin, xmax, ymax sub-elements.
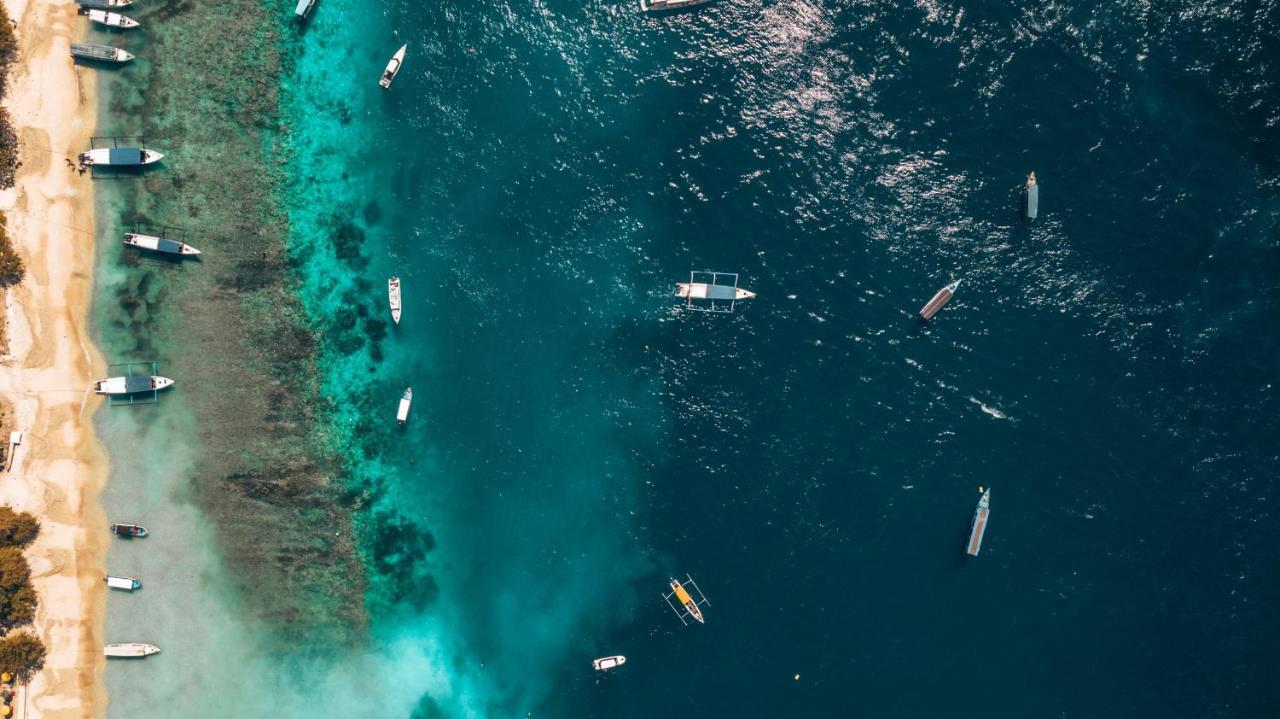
<box><xmin>380</xmin><ymin>45</ymin><xmax>407</xmax><ymax>89</ymax></box>
<box><xmin>123</xmin><ymin>233</ymin><xmax>201</xmax><ymax>256</ymax></box>
<box><xmin>94</xmin><ymin>375</ymin><xmax>175</xmax><ymax>395</ymax></box>
<box><xmin>397</xmin><ymin>389</ymin><xmax>413</xmax><ymax>425</ymax></box>
<box><xmin>388</xmin><ymin>277</ymin><xmax>402</xmax><ymax>323</ymax></box>
<box><xmin>1025</xmin><ymin>173</ymin><xmax>1039</xmax><ymax>219</ymax></box>
<box><xmin>104</xmin><ymin>643</ymin><xmax>160</xmax><ymax>658</ymax></box>
<box><xmin>966</xmin><ymin>490</ymin><xmax>990</xmax><ymax>556</ymax></box>
<box><xmin>641</xmin><ymin>0</ymin><xmax>715</xmax><ymax>11</ymax></box>
<box><xmin>593</xmin><ymin>656</ymin><xmax>626</xmax><ymax>671</ymax></box>
<box><xmin>920</xmin><ymin>280</ymin><xmax>960</xmax><ymax>320</ymax></box>
<box><xmin>79</xmin><ymin>147</ymin><xmax>162</xmax><ymax>167</ymax></box>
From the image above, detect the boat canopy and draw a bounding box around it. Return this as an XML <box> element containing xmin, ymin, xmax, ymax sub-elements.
<box><xmin>154</xmin><ymin>238</ymin><xmax>185</xmax><ymax>254</ymax></box>
<box><xmin>121</xmin><ymin>375</ymin><xmax>156</xmax><ymax>394</ymax></box>
<box><xmin>108</xmin><ymin>147</ymin><xmax>144</xmax><ymax>165</ymax></box>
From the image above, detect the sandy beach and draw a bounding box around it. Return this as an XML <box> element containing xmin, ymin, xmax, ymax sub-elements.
<box><xmin>0</xmin><ymin>0</ymin><xmax>107</xmax><ymax>716</ymax></box>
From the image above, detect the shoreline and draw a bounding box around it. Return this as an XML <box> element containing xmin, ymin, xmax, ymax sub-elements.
<box><xmin>0</xmin><ymin>0</ymin><xmax>107</xmax><ymax>716</ymax></box>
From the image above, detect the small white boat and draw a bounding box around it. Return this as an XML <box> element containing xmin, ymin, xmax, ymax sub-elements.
<box><xmin>104</xmin><ymin>643</ymin><xmax>160</xmax><ymax>658</ymax></box>
<box><xmin>388</xmin><ymin>276</ymin><xmax>402</xmax><ymax>324</ymax></box>
<box><xmin>919</xmin><ymin>279</ymin><xmax>960</xmax><ymax>320</ymax></box>
<box><xmin>77</xmin><ymin>7</ymin><xmax>140</xmax><ymax>28</ymax></box>
<box><xmin>123</xmin><ymin>233</ymin><xmax>202</xmax><ymax>256</ymax></box>
<box><xmin>676</xmin><ymin>282</ymin><xmax>756</xmax><ymax>303</ymax></box>
<box><xmin>593</xmin><ymin>655</ymin><xmax>626</xmax><ymax>671</ymax></box>
<box><xmin>70</xmin><ymin>43</ymin><xmax>135</xmax><ymax>63</ymax></box>
<box><xmin>94</xmin><ymin>375</ymin><xmax>175</xmax><ymax>396</ymax></box>
<box><xmin>77</xmin><ymin>0</ymin><xmax>133</xmax><ymax>8</ymax></box>
<box><xmin>396</xmin><ymin>387</ymin><xmax>412</xmax><ymax>426</ymax></box>
<box><xmin>294</xmin><ymin>0</ymin><xmax>316</xmax><ymax>18</ymax></box>
<box><xmin>379</xmin><ymin>44</ymin><xmax>407</xmax><ymax>89</ymax></box>
<box><xmin>106</xmin><ymin>575</ymin><xmax>141</xmax><ymax>591</ymax></box>
<box><xmin>78</xmin><ymin>147</ymin><xmax>162</xmax><ymax>166</ymax></box>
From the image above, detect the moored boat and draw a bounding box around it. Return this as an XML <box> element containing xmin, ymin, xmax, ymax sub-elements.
<box><xmin>106</xmin><ymin>575</ymin><xmax>141</xmax><ymax>591</ymax></box>
<box><xmin>70</xmin><ymin>43</ymin><xmax>134</xmax><ymax>63</ymax></box>
<box><xmin>1024</xmin><ymin>171</ymin><xmax>1039</xmax><ymax>220</ymax></box>
<box><xmin>123</xmin><ymin>232</ymin><xmax>201</xmax><ymax>256</ymax></box>
<box><xmin>676</xmin><ymin>282</ymin><xmax>755</xmax><ymax>303</ymax></box>
<box><xmin>396</xmin><ymin>387</ymin><xmax>413</xmax><ymax>426</ymax></box>
<box><xmin>111</xmin><ymin>523</ymin><xmax>148</xmax><ymax>538</ymax></box>
<box><xmin>104</xmin><ymin>643</ymin><xmax>160</xmax><ymax>658</ymax></box>
<box><xmin>94</xmin><ymin>375</ymin><xmax>174</xmax><ymax>395</ymax></box>
<box><xmin>919</xmin><ymin>279</ymin><xmax>960</xmax><ymax>320</ymax></box>
<box><xmin>294</xmin><ymin>0</ymin><xmax>316</xmax><ymax>18</ymax></box>
<box><xmin>388</xmin><ymin>276</ymin><xmax>402</xmax><ymax>324</ymax></box>
<box><xmin>76</xmin><ymin>0</ymin><xmax>133</xmax><ymax>8</ymax></box>
<box><xmin>78</xmin><ymin>147</ymin><xmax>162</xmax><ymax>166</ymax></box>
<box><xmin>77</xmin><ymin>7</ymin><xmax>140</xmax><ymax>28</ymax></box>
<box><xmin>593</xmin><ymin>655</ymin><xmax>626</xmax><ymax>671</ymax></box>
<box><xmin>379</xmin><ymin>44</ymin><xmax>407</xmax><ymax>89</ymax></box>
<box><xmin>966</xmin><ymin>487</ymin><xmax>990</xmax><ymax>557</ymax></box>
<box><xmin>676</xmin><ymin>271</ymin><xmax>755</xmax><ymax>312</ymax></box>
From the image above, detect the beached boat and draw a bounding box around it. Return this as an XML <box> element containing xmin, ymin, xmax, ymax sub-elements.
<box><xmin>294</xmin><ymin>0</ymin><xmax>316</xmax><ymax>18</ymax></box>
<box><xmin>379</xmin><ymin>44</ymin><xmax>407</xmax><ymax>89</ymax></box>
<box><xmin>70</xmin><ymin>43</ymin><xmax>134</xmax><ymax>63</ymax></box>
<box><xmin>1024</xmin><ymin>171</ymin><xmax>1039</xmax><ymax>220</ymax></box>
<box><xmin>966</xmin><ymin>487</ymin><xmax>990</xmax><ymax>557</ymax></box>
<box><xmin>388</xmin><ymin>276</ymin><xmax>402</xmax><ymax>324</ymax></box>
<box><xmin>396</xmin><ymin>387</ymin><xmax>413</xmax><ymax>426</ymax></box>
<box><xmin>640</xmin><ymin>0</ymin><xmax>714</xmax><ymax>11</ymax></box>
<box><xmin>95</xmin><ymin>374</ymin><xmax>174</xmax><ymax>396</ymax></box>
<box><xmin>104</xmin><ymin>643</ymin><xmax>160</xmax><ymax>658</ymax></box>
<box><xmin>111</xmin><ymin>523</ymin><xmax>148</xmax><ymax>538</ymax></box>
<box><xmin>106</xmin><ymin>575</ymin><xmax>141</xmax><ymax>591</ymax></box>
<box><xmin>77</xmin><ymin>7</ymin><xmax>140</xmax><ymax>28</ymax></box>
<box><xmin>78</xmin><ymin>147</ymin><xmax>162</xmax><ymax>166</ymax></box>
<box><xmin>77</xmin><ymin>0</ymin><xmax>133</xmax><ymax>8</ymax></box>
<box><xmin>123</xmin><ymin>232</ymin><xmax>201</xmax><ymax>256</ymax></box>
<box><xmin>593</xmin><ymin>655</ymin><xmax>626</xmax><ymax>671</ymax></box>
<box><xmin>919</xmin><ymin>279</ymin><xmax>960</xmax><ymax>320</ymax></box>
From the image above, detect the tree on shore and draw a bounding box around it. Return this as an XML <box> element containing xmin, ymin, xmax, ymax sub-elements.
<box><xmin>0</xmin><ymin>547</ymin><xmax>35</xmax><ymax>632</ymax></box>
<box><xmin>0</xmin><ymin>219</ymin><xmax>23</xmax><ymax>288</ymax></box>
<box><xmin>0</xmin><ymin>506</ymin><xmax>38</xmax><ymax>548</ymax></box>
<box><xmin>0</xmin><ymin>631</ymin><xmax>45</xmax><ymax>686</ymax></box>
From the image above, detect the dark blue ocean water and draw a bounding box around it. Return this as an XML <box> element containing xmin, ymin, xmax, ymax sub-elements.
<box><xmin>284</xmin><ymin>0</ymin><xmax>1280</xmax><ymax>716</ymax></box>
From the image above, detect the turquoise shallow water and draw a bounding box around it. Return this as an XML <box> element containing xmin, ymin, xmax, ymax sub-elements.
<box><xmin>88</xmin><ymin>0</ymin><xmax>1280</xmax><ymax>716</ymax></box>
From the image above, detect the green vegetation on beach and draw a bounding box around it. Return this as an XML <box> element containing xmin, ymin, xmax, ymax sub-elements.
<box><xmin>0</xmin><ymin>507</ymin><xmax>44</xmax><ymax>690</ymax></box>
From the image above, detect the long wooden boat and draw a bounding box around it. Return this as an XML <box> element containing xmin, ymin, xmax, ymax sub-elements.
<box><xmin>77</xmin><ymin>7</ymin><xmax>140</xmax><ymax>28</ymax></box>
<box><xmin>123</xmin><ymin>232</ymin><xmax>201</xmax><ymax>256</ymax></box>
<box><xmin>70</xmin><ymin>43</ymin><xmax>134</xmax><ymax>63</ymax></box>
<box><xmin>1024</xmin><ymin>171</ymin><xmax>1039</xmax><ymax>220</ymax></box>
<box><xmin>79</xmin><ymin>147</ymin><xmax>162</xmax><ymax>166</ymax></box>
<box><xmin>640</xmin><ymin>0</ymin><xmax>715</xmax><ymax>11</ymax></box>
<box><xmin>919</xmin><ymin>279</ymin><xmax>960</xmax><ymax>320</ymax></box>
<box><xmin>77</xmin><ymin>0</ymin><xmax>133</xmax><ymax>8</ymax></box>
<box><xmin>966</xmin><ymin>488</ymin><xmax>990</xmax><ymax>556</ymax></box>
<box><xmin>95</xmin><ymin>375</ymin><xmax>174</xmax><ymax>395</ymax></box>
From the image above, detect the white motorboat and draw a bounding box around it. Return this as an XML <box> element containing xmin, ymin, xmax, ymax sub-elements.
<box><xmin>106</xmin><ymin>575</ymin><xmax>141</xmax><ymax>591</ymax></box>
<box><xmin>123</xmin><ymin>233</ymin><xmax>202</xmax><ymax>256</ymax></box>
<box><xmin>77</xmin><ymin>7</ymin><xmax>140</xmax><ymax>28</ymax></box>
<box><xmin>388</xmin><ymin>276</ymin><xmax>402</xmax><ymax>324</ymax></box>
<box><xmin>94</xmin><ymin>375</ymin><xmax>174</xmax><ymax>396</ymax></box>
<box><xmin>379</xmin><ymin>44</ymin><xmax>407</xmax><ymax>89</ymax></box>
<box><xmin>70</xmin><ymin>43</ymin><xmax>135</xmax><ymax>63</ymax></box>
<box><xmin>104</xmin><ymin>643</ymin><xmax>160</xmax><ymax>658</ymax></box>
<box><xmin>78</xmin><ymin>147</ymin><xmax>162</xmax><ymax>166</ymax></box>
<box><xmin>919</xmin><ymin>279</ymin><xmax>960</xmax><ymax>320</ymax></box>
<box><xmin>396</xmin><ymin>387</ymin><xmax>412</xmax><ymax>426</ymax></box>
<box><xmin>593</xmin><ymin>655</ymin><xmax>626</xmax><ymax>671</ymax></box>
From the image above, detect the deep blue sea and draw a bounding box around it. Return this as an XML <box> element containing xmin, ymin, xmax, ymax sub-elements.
<box><xmin>94</xmin><ymin>0</ymin><xmax>1280</xmax><ymax>716</ymax></box>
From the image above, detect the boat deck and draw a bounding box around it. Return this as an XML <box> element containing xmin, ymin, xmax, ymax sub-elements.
<box><xmin>967</xmin><ymin>507</ymin><xmax>988</xmax><ymax>556</ymax></box>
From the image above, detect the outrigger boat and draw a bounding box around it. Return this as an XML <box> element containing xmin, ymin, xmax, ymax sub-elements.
<box><xmin>106</xmin><ymin>575</ymin><xmax>141</xmax><ymax>591</ymax></box>
<box><xmin>77</xmin><ymin>0</ymin><xmax>133</xmax><ymax>8</ymax></box>
<box><xmin>388</xmin><ymin>276</ymin><xmax>402</xmax><ymax>324</ymax></box>
<box><xmin>104</xmin><ymin>643</ymin><xmax>160</xmax><ymax>658</ymax></box>
<box><xmin>919</xmin><ymin>279</ymin><xmax>960</xmax><ymax>320</ymax></box>
<box><xmin>593</xmin><ymin>655</ymin><xmax>626</xmax><ymax>671</ymax></box>
<box><xmin>640</xmin><ymin>0</ymin><xmax>715</xmax><ymax>11</ymax></box>
<box><xmin>77</xmin><ymin>7</ymin><xmax>140</xmax><ymax>28</ymax></box>
<box><xmin>123</xmin><ymin>232</ymin><xmax>201</xmax><ymax>256</ymax></box>
<box><xmin>70</xmin><ymin>43</ymin><xmax>135</xmax><ymax>63</ymax></box>
<box><xmin>78</xmin><ymin>147</ymin><xmax>162</xmax><ymax>166</ymax></box>
<box><xmin>95</xmin><ymin>374</ymin><xmax>174</xmax><ymax>396</ymax></box>
<box><xmin>1024</xmin><ymin>171</ymin><xmax>1039</xmax><ymax>220</ymax></box>
<box><xmin>396</xmin><ymin>387</ymin><xmax>413</xmax><ymax>426</ymax></box>
<box><xmin>379</xmin><ymin>44</ymin><xmax>407</xmax><ymax>89</ymax></box>
<box><xmin>676</xmin><ymin>271</ymin><xmax>755</xmax><ymax>313</ymax></box>
<box><xmin>966</xmin><ymin>487</ymin><xmax>991</xmax><ymax>557</ymax></box>
<box><xmin>663</xmin><ymin>574</ymin><xmax>709</xmax><ymax>625</ymax></box>
<box><xmin>111</xmin><ymin>523</ymin><xmax>148</xmax><ymax>538</ymax></box>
